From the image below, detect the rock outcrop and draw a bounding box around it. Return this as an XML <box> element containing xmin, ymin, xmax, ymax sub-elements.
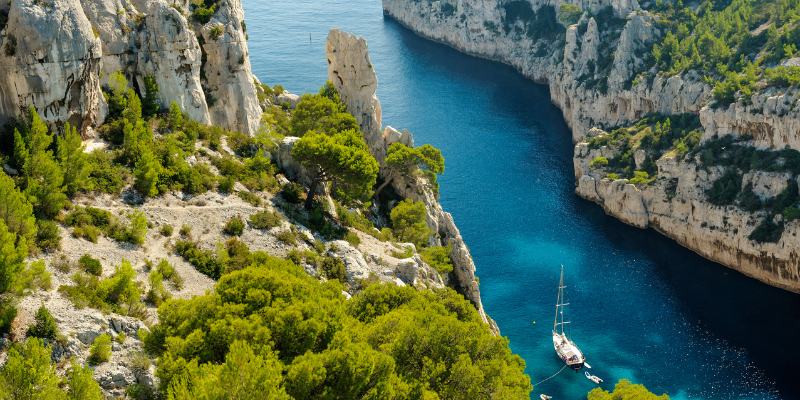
<box><xmin>326</xmin><ymin>29</ymin><xmax>385</xmax><ymax>160</ymax></box>
<box><xmin>0</xmin><ymin>0</ymin><xmax>106</xmax><ymax>132</ymax></box>
<box><xmin>383</xmin><ymin>0</ymin><xmax>800</xmax><ymax>293</ymax></box>
<box><xmin>0</xmin><ymin>0</ymin><xmax>262</xmax><ymax>136</ymax></box>
<box><xmin>324</xmin><ymin>29</ymin><xmax>494</xmax><ymax>327</ymax></box>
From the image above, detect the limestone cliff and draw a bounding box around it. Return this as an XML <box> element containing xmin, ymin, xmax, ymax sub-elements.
<box><xmin>383</xmin><ymin>0</ymin><xmax>800</xmax><ymax>293</ymax></box>
<box><xmin>279</xmin><ymin>29</ymin><xmax>494</xmax><ymax>327</ymax></box>
<box><xmin>0</xmin><ymin>0</ymin><xmax>261</xmax><ymax>136</ymax></box>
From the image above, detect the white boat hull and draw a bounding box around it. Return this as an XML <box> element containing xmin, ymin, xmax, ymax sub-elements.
<box><xmin>553</xmin><ymin>332</ymin><xmax>585</xmax><ymax>370</ymax></box>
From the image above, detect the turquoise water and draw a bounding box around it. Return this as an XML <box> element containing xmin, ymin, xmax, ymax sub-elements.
<box><xmin>243</xmin><ymin>1</ymin><xmax>800</xmax><ymax>398</ymax></box>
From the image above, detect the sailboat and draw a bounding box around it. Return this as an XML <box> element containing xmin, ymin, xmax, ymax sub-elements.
<box><xmin>552</xmin><ymin>265</ymin><xmax>586</xmax><ymax>371</ymax></box>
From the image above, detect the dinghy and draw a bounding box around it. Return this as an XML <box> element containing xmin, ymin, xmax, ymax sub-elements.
<box><xmin>585</xmin><ymin>370</ymin><xmax>603</xmax><ymax>384</ymax></box>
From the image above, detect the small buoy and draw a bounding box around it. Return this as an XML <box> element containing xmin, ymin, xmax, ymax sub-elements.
<box><xmin>531</xmin><ymin>320</ymin><xmax>536</xmax><ymax>325</ymax></box>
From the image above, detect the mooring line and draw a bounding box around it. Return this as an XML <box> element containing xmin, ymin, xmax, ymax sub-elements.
<box><xmin>533</xmin><ymin>364</ymin><xmax>569</xmax><ymax>387</ymax></box>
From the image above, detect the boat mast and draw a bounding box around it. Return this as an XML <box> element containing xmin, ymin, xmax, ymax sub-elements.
<box><xmin>553</xmin><ymin>265</ymin><xmax>569</xmax><ymax>335</ymax></box>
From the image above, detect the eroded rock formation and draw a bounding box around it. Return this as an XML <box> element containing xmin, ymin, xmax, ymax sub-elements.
<box><xmin>0</xmin><ymin>0</ymin><xmax>262</xmax><ymax>136</ymax></box>
<box><xmin>324</xmin><ymin>29</ymin><xmax>494</xmax><ymax>328</ymax></box>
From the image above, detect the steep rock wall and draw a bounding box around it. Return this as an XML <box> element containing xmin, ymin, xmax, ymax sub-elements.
<box><xmin>0</xmin><ymin>0</ymin><xmax>262</xmax><ymax>135</ymax></box>
<box><xmin>383</xmin><ymin>0</ymin><xmax>800</xmax><ymax>292</ymax></box>
<box><xmin>0</xmin><ymin>0</ymin><xmax>106</xmax><ymax>132</ymax></box>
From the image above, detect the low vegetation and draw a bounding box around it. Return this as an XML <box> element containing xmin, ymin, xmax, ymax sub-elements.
<box><xmin>586</xmin><ymin>114</ymin><xmax>703</xmax><ymax>183</ymax></box>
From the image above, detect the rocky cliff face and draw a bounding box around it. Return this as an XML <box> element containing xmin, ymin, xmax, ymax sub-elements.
<box><xmin>383</xmin><ymin>0</ymin><xmax>800</xmax><ymax>293</ymax></box>
<box><xmin>322</xmin><ymin>29</ymin><xmax>494</xmax><ymax>327</ymax></box>
<box><xmin>0</xmin><ymin>0</ymin><xmax>261</xmax><ymax>136</ymax></box>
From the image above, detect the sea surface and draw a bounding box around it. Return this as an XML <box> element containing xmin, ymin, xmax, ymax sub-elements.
<box><xmin>243</xmin><ymin>1</ymin><xmax>800</xmax><ymax>398</ymax></box>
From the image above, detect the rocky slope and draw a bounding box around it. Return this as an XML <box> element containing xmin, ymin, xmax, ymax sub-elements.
<box><xmin>0</xmin><ymin>0</ymin><xmax>262</xmax><ymax>135</ymax></box>
<box><xmin>0</xmin><ymin>8</ymin><xmax>499</xmax><ymax>393</ymax></box>
<box><xmin>382</xmin><ymin>0</ymin><xmax>800</xmax><ymax>292</ymax></box>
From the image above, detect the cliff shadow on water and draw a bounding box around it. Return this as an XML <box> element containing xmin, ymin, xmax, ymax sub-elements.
<box><xmin>382</xmin><ymin>15</ymin><xmax>800</xmax><ymax>400</ymax></box>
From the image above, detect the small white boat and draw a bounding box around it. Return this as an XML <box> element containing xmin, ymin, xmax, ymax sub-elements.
<box><xmin>585</xmin><ymin>370</ymin><xmax>603</xmax><ymax>384</ymax></box>
<box><xmin>552</xmin><ymin>266</ymin><xmax>586</xmax><ymax>371</ymax></box>
<box><xmin>539</xmin><ymin>395</ymin><xmax>553</xmax><ymax>400</ymax></box>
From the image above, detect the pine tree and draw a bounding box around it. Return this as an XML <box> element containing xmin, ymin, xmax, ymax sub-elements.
<box><xmin>0</xmin><ymin>219</ymin><xmax>26</xmax><ymax>294</ymax></box>
<box><xmin>134</xmin><ymin>149</ymin><xmax>161</xmax><ymax>197</ymax></box>
<box><xmin>0</xmin><ymin>173</ymin><xmax>36</xmax><ymax>247</ymax></box>
<box><xmin>14</xmin><ymin>108</ymin><xmax>67</xmax><ymax>219</ymax></box>
<box><xmin>56</xmin><ymin>123</ymin><xmax>89</xmax><ymax>197</ymax></box>
<box><xmin>26</xmin><ymin>305</ymin><xmax>58</xmax><ymax>341</ymax></box>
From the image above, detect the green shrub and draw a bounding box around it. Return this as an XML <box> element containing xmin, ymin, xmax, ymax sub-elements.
<box><xmin>589</xmin><ymin>156</ymin><xmax>609</xmax><ymax>168</ymax></box>
<box><xmin>192</xmin><ymin>3</ymin><xmax>216</xmax><ymax>24</ymax></box>
<box><xmin>390</xmin><ymin>200</ymin><xmax>431</xmax><ymax>248</ymax></box>
<box><xmin>154</xmin><ymin>259</ymin><xmax>182</xmax><ymax>290</ymax></box>
<box><xmin>160</xmin><ymin>224</ymin><xmax>174</xmax><ymax>237</ymax></box>
<box><xmin>13</xmin><ymin>261</ymin><xmax>52</xmax><ymax>295</ymax></box>
<box><xmin>35</xmin><ymin>219</ymin><xmax>61</xmax><ymax>252</ymax></box>
<box><xmin>237</xmin><ymin>190</ymin><xmax>261</xmax><ymax>206</ymax></box>
<box><xmin>344</xmin><ymin>230</ymin><xmax>361</xmax><ymax>247</ymax></box>
<box><xmin>146</xmin><ymin>270</ymin><xmax>170</xmax><ymax>306</ymax></box>
<box><xmin>209</xmin><ymin>25</ymin><xmax>224</xmax><ymax>40</ymax></box>
<box><xmin>765</xmin><ymin>66</ymin><xmax>800</xmax><ymax>87</ymax></box>
<box><xmin>280</xmin><ymin>182</ymin><xmax>304</xmax><ymax>204</ymax></box>
<box><xmin>737</xmin><ymin>184</ymin><xmax>762</xmax><ymax>211</ymax></box>
<box><xmin>52</xmin><ymin>254</ymin><xmax>72</xmax><ymax>273</ymax></box>
<box><xmin>78</xmin><ymin>254</ymin><xmax>103</xmax><ymax>276</ymax></box>
<box><xmin>86</xmin><ymin>151</ymin><xmax>127</xmax><ymax>194</ymax></box>
<box><xmin>179</xmin><ymin>224</ymin><xmax>192</xmax><ymax>238</ymax></box>
<box><xmin>175</xmin><ymin>240</ymin><xmax>223</xmax><ymax>279</ymax></box>
<box><xmin>0</xmin><ymin>299</ymin><xmax>16</xmax><ymax>336</ymax></box>
<box><xmin>223</xmin><ymin>216</ymin><xmax>245</xmax><ymax>236</ymax></box>
<box><xmin>629</xmin><ymin>170</ymin><xmax>654</xmax><ymax>185</ymax></box>
<box><xmin>275</xmin><ymin>229</ymin><xmax>298</xmax><ymax>245</ymax></box>
<box><xmin>749</xmin><ymin>218</ymin><xmax>784</xmax><ymax>243</ymax></box>
<box><xmin>59</xmin><ymin>260</ymin><xmax>145</xmax><ymax>317</ymax></box>
<box><xmin>143</xmin><ymin>265</ymin><xmax>532</xmax><ymax>399</ymax></box>
<box><xmin>420</xmin><ymin>245</ymin><xmax>454</xmax><ymax>274</ymax></box>
<box><xmin>142</xmin><ymin>75</ymin><xmax>161</xmax><ymax>117</ymax></box>
<box><xmin>249</xmin><ymin>209</ymin><xmax>282</xmax><ymax>230</ymax></box>
<box><xmin>89</xmin><ymin>333</ymin><xmax>112</xmax><ymax>365</ymax></box>
<box><xmin>706</xmin><ymin>170</ymin><xmax>742</xmax><ymax>206</ymax></box>
<box><xmin>218</xmin><ymin>175</ymin><xmax>235</xmax><ymax>193</ymax></box>
<box><xmin>26</xmin><ymin>306</ymin><xmax>58</xmax><ymax>341</ymax></box>
<box><xmin>320</xmin><ymin>257</ymin><xmax>346</xmax><ymax>282</ymax></box>
<box><xmin>783</xmin><ymin>206</ymin><xmax>800</xmax><ymax>221</ymax></box>
<box><xmin>558</xmin><ymin>3</ymin><xmax>582</xmax><ymax>25</ymax></box>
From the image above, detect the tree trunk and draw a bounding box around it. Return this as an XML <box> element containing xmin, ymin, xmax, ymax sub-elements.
<box><xmin>374</xmin><ymin>175</ymin><xmax>394</xmax><ymax>198</ymax></box>
<box><xmin>305</xmin><ymin>177</ymin><xmax>322</xmax><ymax>210</ymax></box>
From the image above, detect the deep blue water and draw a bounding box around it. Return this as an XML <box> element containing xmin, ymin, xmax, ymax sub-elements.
<box><xmin>244</xmin><ymin>1</ymin><xmax>800</xmax><ymax>399</ymax></box>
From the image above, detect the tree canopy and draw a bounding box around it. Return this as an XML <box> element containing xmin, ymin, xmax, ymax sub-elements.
<box><xmin>291</xmin><ymin>129</ymin><xmax>379</xmax><ymax>208</ymax></box>
<box><xmin>588</xmin><ymin>379</ymin><xmax>669</xmax><ymax>400</ymax></box>
<box><xmin>378</xmin><ymin>142</ymin><xmax>445</xmax><ymax>194</ymax></box>
<box><xmin>144</xmin><ymin>260</ymin><xmax>531</xmax><ymax>399</ymax></box>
